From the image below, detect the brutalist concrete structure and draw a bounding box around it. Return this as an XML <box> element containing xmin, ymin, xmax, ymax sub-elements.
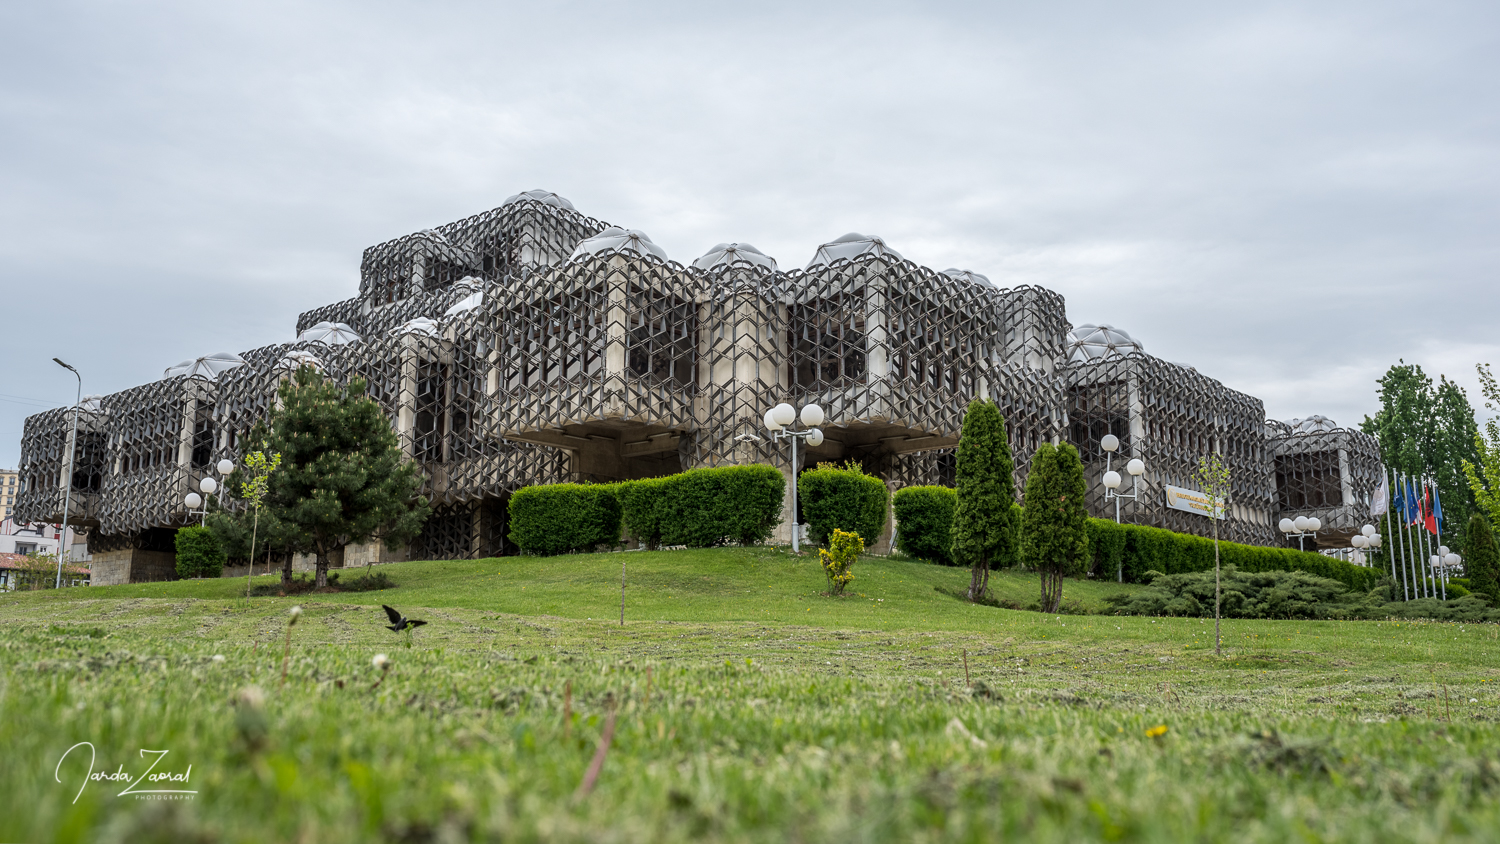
<box><xmin>13</xmin><ymin>190</ymin><xmax>1383</xmax><ymax>581</ymax></box>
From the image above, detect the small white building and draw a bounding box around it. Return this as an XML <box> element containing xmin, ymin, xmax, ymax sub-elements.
<box><xmin>0</xmin><ymin>518</ymin><xmax>87</xmax><ymax>560</ymax></box>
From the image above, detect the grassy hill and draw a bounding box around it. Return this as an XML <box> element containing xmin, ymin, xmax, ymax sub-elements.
<box><xmin>2</xmin><ymin>547</ymin><xmax>1498</xmax><ymax>842</ymax></box>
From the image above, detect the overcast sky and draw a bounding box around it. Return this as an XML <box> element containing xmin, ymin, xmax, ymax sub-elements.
<box><xmin>2</xmin><ymin>1</ymin><xmax>1497</xmax><ymax>468</ymax></box>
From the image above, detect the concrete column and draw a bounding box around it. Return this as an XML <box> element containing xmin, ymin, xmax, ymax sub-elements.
<box><xmin>1337</xmin><ymin>448</ymin><xmax>1354</xmax><ymax>507</ymax></box>
<box><xmin>397</xmin><ymin>337</ymin><xmax>418</xmax><ymax>459</ymax></box>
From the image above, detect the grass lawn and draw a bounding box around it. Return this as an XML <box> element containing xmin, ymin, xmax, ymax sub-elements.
<box><xmin>2</xmin><ymin>547</ymin><xmax>1499</xmax><ymax>842</ymax></box>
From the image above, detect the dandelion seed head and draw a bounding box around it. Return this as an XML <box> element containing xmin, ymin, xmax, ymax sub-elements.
<box><xmin>373</xmin><ymin>653</ymin><xmax>391</xmax><ymax>670</ymax></box>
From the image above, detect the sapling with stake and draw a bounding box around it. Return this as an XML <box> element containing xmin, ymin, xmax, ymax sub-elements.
<box><xmin>280</xmin><ymin>605</ymin><xmax>302</xmax><ymax>688</ymax></box>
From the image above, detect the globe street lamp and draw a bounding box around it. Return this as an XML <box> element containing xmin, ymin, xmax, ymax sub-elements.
<box><xmin>1350</xmin><ymin>523</ymin><xmax>1381</xmax><ymax>567</ymax></box>
<box><xmin>1279</xmin><ymin>515</ymin><xmax>1321</xmax><ymax>551</ymax></box>
<box><xmin>184</xmin><ymin>458</ymin><xmax>237</xmax><ymax>528</ymax></box>
<box><xmin>764</xmin><ymin>402</ymin><xmax>824</xmax><ymax>554</ymax></box>
<box><xmin>1098</xmin><ymin>434</ymin><xmax>1146</xmax><ymax>524</ymax></box>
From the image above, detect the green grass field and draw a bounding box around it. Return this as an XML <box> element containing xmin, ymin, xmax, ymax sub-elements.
<box><xmin>2</xmin><ymin>547</ymin><xmax>1499</xmax><ymax>842</ymax></box>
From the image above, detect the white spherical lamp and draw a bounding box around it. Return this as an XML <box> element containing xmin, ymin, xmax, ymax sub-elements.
<box><xmin>1370</xmin><ymin>535</ymin><xmax>1383</xmax><ymax>548</ymax></box>
<box><xmin>806</xmin><ymin>428</ymin><xmax>824</xmax><ymax>447</ymax></box>
<box><xmin>763</xmin><ymin>409</ymin><xmax>783</xmax><ymax>431</ymax></box>
<box><xmin>800</xmin><ymin>404</ymin><xmax>825</xmax><ymax>428</ymax></box>
<box><xmin>771</xmin><ymin>403</ymin><xmax>796</xmax><ymax>427</ymax></box>
<box><xmin>1361</xmin><ymin>524</ymin><xmax>1376</xmax><ymax>538</ymax></box>
<box><xmin>199</xmin><ymin>477</ymin><xmax>218</xmax><ymax>495</ymax></box>
<box><xmin>1307</xmin><ymin>517</ymin><xmax>1322</xmax><ymax>532</ymax></box>
<box><xmin>1126</xmin><ymin>458</ymin><xmax>1145</xmax><ymax>476</ymax></box>
<box><xmin>1351</xmin><ymin>535</ymin><xmax>1367</xmax><ymax>549</ymax></box>
<box><xmin>184</xmin><ymin>492</ymin><xmax>203</xmax><ymax>510</ymax></box>
<box><xmin>1439</xmin><ymin>545</ymin><xmax>1450</xmax><ymax>556</ymax></box>
<box><xmin>216</xmin><ymin>458</ymin><xmax>235</xmax><ymax>475</ymax></box>
<box><xmin>1100</xmin><ymin>434</ymin><xmax>1120</xmax><ymax>453</ymax></box>
<box><xmin>1445</xmin><ymin>553</ymin><xmax>1461</xmax><ymax>568</ymax></box>
<box><xmin>1279</xmin><ymin>518</ymin><xmax>1295</xmax><ymax>534</ymax></box>
<box><xmin>1103</xmin><ymin>470</ymin><xmax>1122</xmax><ymax>490</ymax></box>
<box><xmin>1293</xmin><ymin>516</ymin><xmax>1310</xmax><ymax>532</ymax></box>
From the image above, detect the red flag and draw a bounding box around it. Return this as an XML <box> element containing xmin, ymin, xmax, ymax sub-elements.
<box><xmin>1424</xmin><ymin>486</ymin><xmax>1438</xmax><ymax>535</ymax></box>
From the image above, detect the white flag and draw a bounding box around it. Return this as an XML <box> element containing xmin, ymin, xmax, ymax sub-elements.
<box><xmin>1370</xmin><ymin>472</ymin><xmax>1389</xmax><ymax>517</ymax></box>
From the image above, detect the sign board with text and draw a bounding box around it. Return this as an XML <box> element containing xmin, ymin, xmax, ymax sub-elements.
<box><xmin>1163</xmin><ymin>484</ymin><xmax>1226</xmax><ymax>519</ymax></box>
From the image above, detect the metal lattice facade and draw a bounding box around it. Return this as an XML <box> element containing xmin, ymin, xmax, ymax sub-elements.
<box><xmin>14</xmin><ymin>190</ymin><xmax>1386</xmax><ymax>580</ymax></box>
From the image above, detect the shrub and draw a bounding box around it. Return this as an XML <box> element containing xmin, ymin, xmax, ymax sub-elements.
<box><xmin>951</xmin><ymin>399</ymin><xmax>1018</xmax><ymax>601</ymax></box>
<box><xmin>617</xmin><ymin>476</ymin><xmax>670</xmax><ymax>549</ymax></box>
<box><xmin>798</xmin><ymin>462</ymin><xmax>888</xmax><ymax>546</ymax></box>
<box><xmin>1105</xmin><ymin>566</ymin><xmax>1500</xmax><ymax>622</ymax></box>
<box><xmin>1467</xmin><ymin>514</ymin><xmax>1500</xmax><ymax>605</ymax></box>
<box><xmin>820</xmin><ymin>528</ymin><xmax>862</xmax><ymax>596</ymax></box>
<box><xmin>175</xmin><ymin>525</ymin><xmax>226</xmax><ymax>579</ymax></box>
<box><xmin>1085</xmin><ymin>519</ymin><xmax>1382</xmax><ymax>592</ymax></box>
<box><xmin>1020</xmin><ymin>442</ymin><xmax>1089</xmax><ymax>614</ymax></box>
<box><xmin>893</xmin><ymin>486</ymin><xmax>958</xmax><ymax>564</ymax></box>
<box><xmin>507</xmin><ymin>484</ymin><xmax>622</xmax><ymax>556</ymax></box>
<box><xmin>658</xmin><ymin>465</ymin><xmax>784</xmax><ymax>547</ymax></box>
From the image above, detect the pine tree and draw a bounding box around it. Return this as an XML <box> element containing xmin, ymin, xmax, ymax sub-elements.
<box><xmin>1466</xmin><ymin>514</ymin><xmax>1500</xmax><ymax>606</ymax></box>
<box><xmin>263</xmin><ymin>368</ymin><xmax>431</xmax><ymax>588</ymax></box>
<box><xmin>1021</xmin><ymin>442</ymin><xmax>1089</xmax><ymax>614</ymax></box>
<box><xmin>950</xmin><ymin>399</ymin><xmax>1017</xmax><ymax>602</ymax></box>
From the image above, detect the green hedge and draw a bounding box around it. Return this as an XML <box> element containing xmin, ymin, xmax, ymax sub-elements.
<box><xmin>892</xmin><ymin>486</ymin><xmax>957</xmax><ymax>565</ymax></box>
<box><xmin>798</xmin><ymin>464</ymin><xmax>888</xmax><ymax>545</ymax></box>
<box><xmin>507</xmin><ymin>483</ymin><xmax>623</xmax><ymax>556</ymax></box>
<box><xmin>174</xmin><ymin>525</ymin><xmax>225</xmax><ymax>579</ymax></box>
<box><xmin>1085</xmin><ymin>519</ymin><xmax>1384</xmax><ymax>592</ymax></box>
<box><xmin>617</xmin><ymin>476</ymin><xmax>670</xmax><ymax>550</ymax></box>
<box><xmin>893</xmin><ymin>491</ymin><xmax>1382</xmax><ymax>592</ymax></box>
<box><xmin>656</xmin><ymin>465</ymin><xmax>784</xmax><ymax>547</ymax></box>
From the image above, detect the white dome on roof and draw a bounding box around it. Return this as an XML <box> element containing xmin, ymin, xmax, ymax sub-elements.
<box><xmin>275</xmin><ymin>350</ymin><xmax>325</xmax><ymax>372</ymax></box>
<box><xmin>392</xmin><ymin>317</ymin><xmax>441</xmax><ymax>338</ymax></box>
<box><xmin>165</xmin><ymin>352</ymin><xmax>246</xmax><ymax>381</ymax></box>
<box><xmin>805</xmin><ymin>233</ymin><xmax>903</xmax><ymax>269</ymax></box>
<box><xmin>1066</xmin><ymin>324</ymin><xmax>1144</xmax><ymax>363</ymax></box>
<box><xmin>502</xmin><ymin>189</ymin><xmax>576</xmax><ymax>211</ymax></box>
<box><xmin>78</xmin><ymin>395</ymin><xmax>104</xmax><ymax>412</ymax></box>
<box><xmin>693</xmin><ymin>242</ymin><xmax>777</xmax><ymax>271</ymax></box>
<box><xmin>296</xmin><ymin>322</ymin><xmax>362</xmax><ymax>346</ymax></box>
<box><xmin>569</xmin><ymin>226</ymin><xmax>669</xmax><ymax>262</ymax></box>
<box><xmin>941</xmin><ymin>268</ymin><xmax>995</xmax><ymax>287</ymax></box>
<box><xmin>1285</xmin><ymin>415</ymin><xmax>1339</xmax><ymax>433</ymax></box>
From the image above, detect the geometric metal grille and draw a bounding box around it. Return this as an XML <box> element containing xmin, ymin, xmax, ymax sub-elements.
<box><xmin>1266</xmin><ymin>417</ymin><xmax>1383</xmax><ymax>546</ymax></box>
<box><xmin>13</xmin><ymin>189</ymin><xmax>1386</xmax><ymax>567</ymax></box>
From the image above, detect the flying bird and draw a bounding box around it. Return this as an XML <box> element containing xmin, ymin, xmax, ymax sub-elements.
<box><xmin>382</xmin><ymin>605</ymin><xmax>427</xmax><ymax>632</ymax></box>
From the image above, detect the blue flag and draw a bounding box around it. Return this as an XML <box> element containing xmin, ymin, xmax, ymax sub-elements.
<box><xmin>1433</xmin><ymin>486</ymin><xmax>1444</xmax><ymax>536</ymax></box>
<box><xmin>1392</xmin><ymin>475</ymin><xmax>1407</xmax><ymax>521</ymax></box>
<box><xmin>1405</xmin><ymin>478</ymin><xmax>1421</xmax><ymax>526</ymax></box>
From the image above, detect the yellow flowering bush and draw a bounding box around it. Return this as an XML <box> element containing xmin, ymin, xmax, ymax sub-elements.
<box><xmin>820</xmin><ymin>529</ymin><xmax>863</xmax><ymax>596</ymax></box>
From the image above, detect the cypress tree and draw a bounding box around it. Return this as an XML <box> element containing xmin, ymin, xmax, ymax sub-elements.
<box><xmin>950</xmin><ymin>399</ymin><xmax>1017</xmax><ymax>602</ymax></box>
<box><xmin>1467</xmin><ymin>514</ymin><xmax>1500</xmax><ymax>606</ymax></box>
<box><xmin>264</xmin><ymin>368</ymin><xmax>431</xmax><ymax>588</ymax></box>
<box><xmin>1021</xmin><ymin>442</ymin><xmax>1090</xmax><ymax>613</ymax></box>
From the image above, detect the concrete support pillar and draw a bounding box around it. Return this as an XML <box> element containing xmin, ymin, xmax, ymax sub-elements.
<box><xmin>1338</xmin><ymin>448</ymin><xmax>1354</xmax><ymax>507</ymax></box>
<box><xmin>398</xmin><ymin>337</ymin><xmax>418</xmax><ymax>459</ymax></box>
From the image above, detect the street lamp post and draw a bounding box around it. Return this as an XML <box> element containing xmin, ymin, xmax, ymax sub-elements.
<box><xmin>1350</xmin><ymin>523</ymin><xmax>1382</xmax><ymax>567</ymax></box>
<box><xmin>1278</xmin><ymin>515</ymin><xmax>1322</xmax><ymax>551</ymax></box>
<box><xmin>51</xmin><ymin>358</ymin><xmax>82</xmax><ymax>589</ymax></box>
<box><xmin>184</xmin><ymin>459</ymin><xmax>236</xmax><ymax>528</ymax></box>
<box><xmin>763</xmin><ymin>402</ymin><xmax>825</xmax><ymax>554</ymax></box>
<box><xmin>1097</xmin><ymin>434</ymin><xmax>1146</xmax><ymax>582</ymax></box>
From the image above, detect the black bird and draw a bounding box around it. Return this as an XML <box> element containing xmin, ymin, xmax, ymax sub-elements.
<box><xmin>382</xmin><ymin>605</ymin><xmax>427</xmax><ymax>632</ymax></box>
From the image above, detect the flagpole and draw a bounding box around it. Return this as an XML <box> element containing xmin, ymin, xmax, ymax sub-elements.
<box><xmin>1402</xmin><ymin>473</ymin><xmax>1420</xmax><ymax>601</ymax></box>
<box><xmin>1434</xmin><ymin>482</ymin><xmax>1447</xmax><ymax>600</ymax></box>
<box><xmin>1382</xmin><ymin>468</ymin><xmax>1401</xmax><ymax>600</ymax></box>
<box><xmin>1418</xmin><ymin>479</ymin><xmax>1434</xmax><ymax>599</ymax></box>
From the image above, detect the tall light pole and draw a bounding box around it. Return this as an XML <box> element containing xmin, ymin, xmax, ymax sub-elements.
<box><xmin>1278</xmin><ymin>515</ymin><xmax>1321</xmax><ymax>551</ymax></box>
<box><xmin>51</xmin><ymin>358</ymin><xmax>82</xmax><ymax>589</ymax></box>
<box><xmin>1097</xmin><ymin>434</ymin><xmax>1146</xmax><ymax>582</ymax></box>
<box><xmin>763</xmin><ymin>402</ymin><xmax>825</xmax><ymax>553</ymax></box>
<box><xmin>184</xmin><ymin>460</ymin><xmax>235</xmax><ymax>527</ymax></box>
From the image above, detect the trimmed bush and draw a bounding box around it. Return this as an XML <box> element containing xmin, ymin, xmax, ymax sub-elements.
<box><xmin>892</xmin><ymin>486</ymin><xmax>958</xmax><ymax>564</ymax></box>
<box><xmin>617</xmin><ymin>476</ymin><xmax>670</xmax><ymax>549</ymax></box>
<box><xmin>508</xmin><ymin>483</ymin><xmax>622</xmax><ymax>556</ymax></box>
<box><xmin>174</xmin><ymin>525</ymin><xmax>226</xmax><ymax>579</ymax></box>
<box><xmin>658</xmin><ymin>465</ymin><xmax>785</xmax><ymax>547</ymax></box>
<box><xmin>1085</xmin><ymin>519</ymin><xmax>1384</xmax><ymax>592</ymax></box>
<box><xmin>798</xmin><ymin>462</ymin><xmax>889</xmax><ymax>546</ymax></box>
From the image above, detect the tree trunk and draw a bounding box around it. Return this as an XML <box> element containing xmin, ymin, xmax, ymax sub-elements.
<box><xmin>1041</xmin><ymin>569</ymin><xmax>1063</xmax><ymax>614</ymax></box>
<box><xmin>281</xmin><ymin>547</ymin><xmax>294</xmax><ymax>588</ymax></box>
<box><xmin>315</xmin><ymin>550</ymin><xmax>330</xmax><ymax>589</ymax></box>
<box><xmin>968</xmin><ymin>556</ymin><xmax>989</xmax><ymax>602</ymax></box>
<box><xmin>1213</xmin><ymin>528</ymin><xmax>1222</xmax><ymax>657</ymax></box>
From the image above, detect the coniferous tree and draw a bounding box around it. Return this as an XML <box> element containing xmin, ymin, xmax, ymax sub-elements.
<box><xmin>1021</xmin><ymin>442</ymin><xmax>1089</xmax><ymax>614</ymax></box>
<box><xmin>262</xmin><ymin>368</ymin><xmax>430</xmax><ymax>588</ymax></box>
<box><xmin>1466</xmin><ymin>514</ymin><xmax>1500</xmax><ymax>606</ymax></box>
<box><xmin>950</xmin><ymin>399</ymin><xmax>1017</xmax><ymax>602</ymax></box>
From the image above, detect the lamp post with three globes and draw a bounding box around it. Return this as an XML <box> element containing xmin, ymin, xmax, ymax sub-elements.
<box><xmin>1279</xmin><ymin>515</ymin><xmax>1322</xmax><ymax>551</ymax></box>
<box><xmin>1350</xmin><ymin>523</ymin><xmax>1382</xmax><ymax>567</ymax></box>
<box><xmin>763</xmin><ymin>402</ymin><xmax>825</xmax><ymax>554</ymax></box>
<box><xmin>1098</xmin><ymin>434</ymin><xmax>1146</xmax><ymax>583</ymax></box>
<box><xmin>184</xmin><ymin>458</ymin><xmax>237</xmax><ymax>527</ymax></box>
